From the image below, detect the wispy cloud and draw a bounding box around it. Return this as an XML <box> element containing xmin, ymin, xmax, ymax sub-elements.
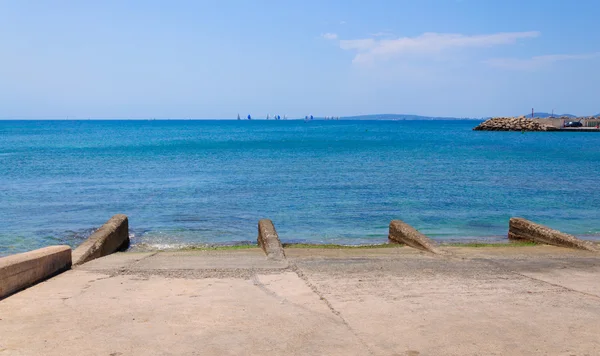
<box><xmin>485</xmin><ymin>53</ymin><xmax>600</xmax><ymax>70</ymax></box>
<box><xmin>338</xmin><ymin>31</ymin><xmax>540</xmax><ymax>64</ymax></box>
<box><xmin>321</xmin><ymin>33</ymin><xmax>338</xmax><ymax>40</ymax></box>
<box><xmin>371</xmin><ymin>31</ymin><xmax>394</xmax><ymax>38</ymax></box>
<box><xmin>340</xmin><ymin>39</ymin><xmax>375</xmax><ymax>51</ymax></box>
<box><xmin>340</xmin><ymin>21</ymin><xmax>346</xmax><ymax>25</ymax></box>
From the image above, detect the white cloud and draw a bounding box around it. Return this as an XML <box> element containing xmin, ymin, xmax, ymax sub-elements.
<box><xmin>340</xmin><ymin>38</ymin><xmax>375</xmax><ymax>51</ymax></box>
<box><xmin>321</xmin><ymin>33</ymin><xmax>338</xmax><ymax>40</ymax></box>
<box><xmin>338</xmin><ymin>31</ymin><xmax>540</xmax><ymax>64</ymax></box>
<box><xmin>371</xmin><ymin>31</ymin><xmax>394</xmax><ymax>37</ymax></box>
<box><xmin>485</xmin><ymin>53</ymin><xmax>600</xmax><ymax>70</ymax></box>
<box><xmin>340</xmin><ymin>21</ymin><xmax>346</xmax><ymax>25</ymax></box>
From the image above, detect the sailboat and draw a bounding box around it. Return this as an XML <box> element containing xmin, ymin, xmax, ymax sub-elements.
<box><xmin>266</xmin><ymin>114</ymin><xmax>270</xmax><ymax>120</ymax></box>
<box><xmin>283</xmin><ymin>114</ymin><xmax>287</xmax><ymax>120</ymax></box>
<box><xmin>247</xmin><ymin>114</ymin><xmax>252</xmax><ymax>120</ymax></box>
<box><xmin>237</xmin><ymin>114</ymin><xmax>241</xmax><ymax>120</ymax></box>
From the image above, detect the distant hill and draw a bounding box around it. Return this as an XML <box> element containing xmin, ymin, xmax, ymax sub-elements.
<box><xmin>524</xmin><ymin>112</ymin><xmax>576</xmax><ymax>118</ymax></box>
<box><xmin>335</xmin><ymin>112</ymin><xmax>596</xmax><ymax>120</ymax></box>
<box><xmin>340</xmin><ymin>114</ymin><xmax>478</xmax><ymax>121</ymax></box>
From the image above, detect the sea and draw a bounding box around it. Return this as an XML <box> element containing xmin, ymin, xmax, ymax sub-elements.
<box><xmin>1</xmin><ymin>119</ymin><xmax>599</xmax><ymax>256</ymax></box>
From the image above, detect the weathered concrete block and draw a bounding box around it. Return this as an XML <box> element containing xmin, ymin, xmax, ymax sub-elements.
<box><xmin>257</xmin><ymin>219</ymin><xmax>286</xmax><ymax>261</ymax></box>
<box><xmin>509</xmin><ymin>217</ymin><xmax>598</xmax><ymax>252</ymax></box>
<box><xmin>72</xmin><ymin>214</ymin><xmax>129</xmax><ymax>266</ymax></box>
<box><xmin>0</xmin><ymin>245</ymin><xmax>71</xmax><ymax>300</ymax></box>
<box><xmin>388</xmin><ymin>220</ymin><xmax>442</xmax><ymax>254</ymax></box>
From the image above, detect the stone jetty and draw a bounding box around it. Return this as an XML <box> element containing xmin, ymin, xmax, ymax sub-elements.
<box><xmin>473</xmin><ymin>117</ymin><xmax>558</xmax><ymax>131</ymax></box>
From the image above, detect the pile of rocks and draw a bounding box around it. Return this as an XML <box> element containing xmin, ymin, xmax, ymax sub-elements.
<box><xmin>473</xmin><ymin>117</ymin><xmax>557</xmax><ymax>131</ymax></box>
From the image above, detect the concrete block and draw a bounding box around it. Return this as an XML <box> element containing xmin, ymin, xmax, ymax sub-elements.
<box><xmin>388</xmin><ymin>220</ymin><xmax>442</xmax><ymax>254</ymax></box>
<box><xmin>509</xmin><ymin>217</ymin><xmax>599</xmax><ymax>252</ymax></box>
<box><xmin>0</xmin><ymin>245</ymin><xmax>71</xmax><ymax>300</ymax></box>
<box><xmin>257</xmin><ymin>219</ymin><xmax>286</xmax><ymax>261</ymax></box>
<box><xmin>72</xmin><ymin>214</ymin><xmax>129</xmax><ymax>266</ymax></box>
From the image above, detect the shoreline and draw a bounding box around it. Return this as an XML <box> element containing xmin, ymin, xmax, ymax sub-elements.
<box><xmin>127</xmin><ymin>239</ymin><xmax>600</xmax><ymax>253</ymax></box>
<box><xmin>3</xmin><ymin>232</ymin><xmax>600</xmax><ymax>257</ymax></box>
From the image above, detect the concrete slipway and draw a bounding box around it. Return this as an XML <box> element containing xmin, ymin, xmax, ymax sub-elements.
<box><xmin>1</xmin><ymin>246</ymin><xmax>600</xmax><ymax>355</ymax></box>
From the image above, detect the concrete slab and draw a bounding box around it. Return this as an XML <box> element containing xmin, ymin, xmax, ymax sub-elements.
<box><xmin>284</xmin><ymin>245</ymin><xmax>422</xmax><ymax>259</ymax></box>
<box><xmin>76</xmin><ymin>252</ymin><xmax>156</xmax><ymax>272</ymax></box>
<box><xmin>127</xmin><ymin>248</ymin><xmax>288</xmax><ymax>278</ymax></box>
<box><xmin>289</xmin><ymin>248</ymin><xmax>600</xmax><ymax>355</ymax></box>
<box><xmin>445</xmin><ymin>247</ymin><xmax>600</xmax><ymax>295</ymax></box>
<box><xmin>0</xmin><ymin>269</ymin><xmax>368</xmax><ymax>356</ymax></box>
<box><xmin>445</xmin><ymin>244</ymin><xmax>593</xmax><ymax>259</ymax></box>
<box><xmin>517</xmin><ymin>265</ymin><xmax>600</xmax><ymax>297</ymax></box>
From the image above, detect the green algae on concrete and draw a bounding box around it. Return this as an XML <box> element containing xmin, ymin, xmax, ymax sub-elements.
<box><xmin>282</xmin><ymin>243</ymin><xmax>398</xmax><ymax>249</ymax></box>
<box><xmin>442</xmin><ymin>241</ymin><xmax>539</xmax><ymax>248</ymax></box>
<box><xmin>179</xmin><ymin>244</ymin><xmax>259</xmax><ymax>251</ymax></box>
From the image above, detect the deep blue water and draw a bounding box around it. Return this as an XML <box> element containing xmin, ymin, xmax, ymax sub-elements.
<box><xmin>1</xmin><ymin>120</ymin><xmax>599</xmax><ymax>255</ymax></box>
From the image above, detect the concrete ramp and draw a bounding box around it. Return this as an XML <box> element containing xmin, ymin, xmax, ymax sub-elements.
<box><xmin>2</xmin><ymin>248</ymin><xmax>600</xmax><ymax>355</ymax></box>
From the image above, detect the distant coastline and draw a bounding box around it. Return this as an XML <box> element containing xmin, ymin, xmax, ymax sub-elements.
<box><xmin>340</xmin><ymin>114</ymin><xmax>480</xmax><ymax>121</ymax></box>
<box><xmin>1</xmin><ymin>112</ymin><xmax>598</xmax><ymax>121</ymax></box>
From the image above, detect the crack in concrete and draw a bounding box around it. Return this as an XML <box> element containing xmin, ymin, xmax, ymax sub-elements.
<box><xmin>251</xmin><ymin>274</ymin><xmax>287</xmax><ymax>302</ymax></box>
<box><xmin>120</xmin><ymin>252</ymin><xmax>159</xmax><ymax>272</ymax></box>
<box><xmin>72</xmin><ymin>274</ymin><xmax>115</xmax><ymax>298</ymax></box>
<box><xmin>104</xmin><ymin>252</ymin><xmax>160</xmax><ymax>277</ymax></box>
<box><xmin>289</xmin><ymin>262</ymin><xmax>375</xmax><ymax>356</ymax></box>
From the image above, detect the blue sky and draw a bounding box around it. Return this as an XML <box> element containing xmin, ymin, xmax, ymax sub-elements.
<box><xmin>1</xmin><ymin>0</ymin><xmax>599</xmax><ymax>119</ymax></box>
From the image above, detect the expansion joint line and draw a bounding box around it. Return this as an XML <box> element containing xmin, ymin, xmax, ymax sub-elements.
<box><xmin>288</xmin><ymin>262</ymin><xmax>376</xmax><ymax>356</ymax></box>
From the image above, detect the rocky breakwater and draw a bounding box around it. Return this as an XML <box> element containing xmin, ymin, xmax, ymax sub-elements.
<box><xmin>473</xmin><ymin>117</ymin><xmax>558</xmax><ymax>131</ymax></box>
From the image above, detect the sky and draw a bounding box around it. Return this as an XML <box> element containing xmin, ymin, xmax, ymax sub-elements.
<box><xmin>1</xmin><ymin>0</ymin><xmax>599</xmax><ymax>119</ymax></box>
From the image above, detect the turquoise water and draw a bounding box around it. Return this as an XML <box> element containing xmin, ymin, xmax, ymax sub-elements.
<box><xmin>1</xmin><ymin>120</ymin><xmax>599</xmax><ymax>255</ymax></box>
